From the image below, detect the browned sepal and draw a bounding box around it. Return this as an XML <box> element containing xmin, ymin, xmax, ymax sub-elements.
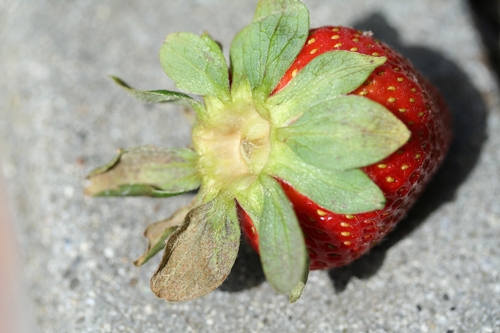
<box><xmin>84</xmin><ymin>145</ymin><xmax>200</xmax><ymax>197</ymax></box>
<box><xmin>134</xmin><ymin>201</ymin><xmax>196</xmax><ymax>266</ymax></box>
<box><xmin>150</xmin><ymin>195</ymin><xmax>240</xmax><ymax>302</ymax></box>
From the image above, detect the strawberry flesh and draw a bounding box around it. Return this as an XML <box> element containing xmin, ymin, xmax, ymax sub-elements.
<box><xmin>240</xmin><ymin>26</ymin><xmax>452</xmax><ymax>270</ymax></box>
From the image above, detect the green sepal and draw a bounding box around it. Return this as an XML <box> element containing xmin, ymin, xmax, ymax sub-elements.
<box><xmin>150</xmin><ymin>194</ymin><xmax>240</xmax><ymax>302</ymax></box>
<box><xmin>266</xmin><ymin>143</ymin><xmax>386</xmax><ymax>214</ymax></box>
<box><xmin>257</xmin><ymin>174</ymin><xmax>308</xmax><ymax>295</ymax></box>
<box><xmin>230</xmin><ymin>0</ymin><xmax>309</xmax><ymax>100</ymax></box>
<box><xmin>159</xmin><ymin>32</ymin><xmax>230</xmax><ymax>102</ymax></box>
<box><xmin>85</xmin><ymin>146</ymin><xmax>201</xmax><ymax>197</ymax></box>
<box><xmin>134</xmin><ymin>202</ymin><xmax>194</xmax><ymax>266</ymax></box>
<box><xmin>234</xmin><ymin>180</ymin><xmax>264</xmax><ymax>230</ymax></box>
<box><xmin>110</xmin><ymin>76</ymin><xmax>205</xmax><ymax>115</ymax></box>
<box><xmin>267</xmin><ymin>51</ymin><xmax>386</xmax><ymax>126</ymax></box>
<box><xmin>276</xmin><ymin>95</ymin><xmax>411</xmax><ymax>170</ymax></box>
<box><xmin>289</xmin><ymin>255</ymin><xmax>309</xmax><ymax>303</ymax></box>
<box><xmin>229</xmin><ymin>28</ymin><xmax>250</xmax><ymax>95</ymax></box>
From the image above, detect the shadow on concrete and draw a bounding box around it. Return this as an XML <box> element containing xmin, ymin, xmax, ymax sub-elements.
<box><xmin>219</xmin><ymin>237</ymin><xmax>265</xmax><ymax>292</ymax></box>
<box><xmin>221</xmin><ymin>12</ymin><xmax>488</xmax><ymax>294</ymax></box>
<box><xmin>328</xmin><ymin>13</ymin><xmax>488</xmax><ymax>292</ymax></box>
<box><xmin>468</xmin><ymin>0</ymin><xmax>500</xmax><ymax>81</ymax></box>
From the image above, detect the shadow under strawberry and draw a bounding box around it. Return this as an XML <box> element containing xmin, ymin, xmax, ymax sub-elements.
<box><xmin>468</xmin><ymin>0</ymin><xmax>500</xmax><ymax>81</ymax></box>
<box><xmin>219</xmin><ymin>237</ymin><xmax>266</xmax><ymax>292</ymax></box>
<box><xmin>328</xmin><ymin>13</ymin><xmax>488</xmax><ymax>292</ymax></box>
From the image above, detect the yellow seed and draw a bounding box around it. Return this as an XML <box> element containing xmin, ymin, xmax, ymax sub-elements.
<box><xmin>401</xmin><ymin>164</ymin><xmax>409</xmax><ymax>170</ymax></box>
<box><xmin>394</xmin><ymin>67</ymin><xmax>401</xmax><ymax>71</ymax></box>
<box><xmin>397</xmin><ymin>77</ymin><xmax>404</xmax><ymax>82</ymax></box>
<box><xmin>372</xmin><ymin>52</ymin><xmax>380</xmax><ymax>56</ymax></box>
<box><xmin>331</xmin><ymin>34</ymin><xmax>340</xmax><ymax>39</ymax></box>
<box><xmin>377</xmin><ymin>71</ymin><xmax>385</xmax><ymax>76</ymax></box>
<box><xmin>340</xmin><ymin>222</ymin><xmax>351</xmax><ymax>228</ymax></box>
<box><xmin>332</xmin><ymin>27</ymin><xmax>340</xmax><ymax>32</ymax></box>
<box><xmin>352</xmin><ymin>38</ymin><xmax>359</xmax><ymax>42</ymax></box>
<box><xmin>345</xmin><ymin>214</ymin><xmax>354</xmax><ymax>219</ymax></box>
<box><xmin>341</xmin><ymin>231</ymin><xmax>351</xmax><ymax>237</ymax></box>
<box><xmin>378</xmin><ymin>163</ymin><xmax>387</xmax><ymax>169</ymax></box>
<box><xmin>350</xmin><ymin>47</ymin><xmax>358</xmax><ymax>52</ymax></box>
<box><xmin>386</xmin><ymin>176</ymin><xmax>395</xmax><ymax>183</ymax></box>
<box><xmin>358</xmin><ymin>90</ymin><xmax>368</xmax><ymax>96</ymax></box>
<box><xmin>418</xmin><ymin>112</ymin><xmax>425</xmax><ymax>117</ymax></box>
<box><xmin>307</xmin><ymin>38</ymin><xmax>316</xmax><ymax>45</ymax></box>
<box><xmin>409</xmin><ymin>98</ymin><xmax>416</xmax><ymax>103</ymax></box>
<box><xmin>251</xmin><ymin>226</ymin><xmax>256</xmax><ymax>234</ymax></box>
<box><xmin>334</xmin><ymin>42</ymin><xmax>342</xmax><ymax>47</ymax></box>
<box><xmin>388</xmin><ymin>86</ymin><xmax>396</xmax><ymax>91</ymax></box>
<box><xmin>414</xmin><ymin>154</ymin><xmax>421</xmax><ymax>159</ymax></box>
<box><xmin>399</xmin><ymin>108</ymin><xmax>407</xmax><ymax>113</ymax></box>
<box><xmin>310</xmin><ymin>48</ymin><xmax>318</xmax><ymax>55</ymax></box>
<box><xmin>387</xmin><ymin>97</ymin><xmax>396</xmax><ymax>103</ymax></box>
<box><xmin>411</xmin><ymin>88</ymin><xmax>417</xmax><ymax>93</ymax></box>
<box><xmin>317</xmin><ymin>209</ymin><xmax>327</xmax><ymax>216</ymax></box>
<box><xmin>291</xmin><ymin>69</ymin><xmax>298</xmax><ymax>77</ymax></box>
<box><xmin>343</xmin><ymin>241</ymin><xmax>352</xmax><ymax>246</ymax></box>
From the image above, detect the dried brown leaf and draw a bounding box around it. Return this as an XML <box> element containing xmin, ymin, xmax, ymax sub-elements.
<box><xmin>150</xmin><ymin>196</ymin><xmax>240</xmax><ymax>302</ymax></box>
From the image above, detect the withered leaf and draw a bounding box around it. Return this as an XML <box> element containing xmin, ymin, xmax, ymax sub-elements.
<box><xmin>150</xmin><ymin>195</ymin><xmax>240</xmax><ymax>302</ymax></box>
<box><xmin>134</xmin><ymin>201</ymin><xmax>195</xmax><ymax>266</ymax></box>
<box><xmin>85</xmin><ymin>145</ymin><xmax>200</xmax><ymax>197</ymax></box>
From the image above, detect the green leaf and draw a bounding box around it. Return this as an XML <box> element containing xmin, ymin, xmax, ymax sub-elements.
<box><xmin>234</xmin><ymin>180</ymin><xmax>264</xmax><ymax>229</ymax></box>
<box><xmin>110</xmin><ymin>76</ymin><xmax>205</xmax><ymax>116</ymax></box>
<box><xmin>267</xmin><ymin>51</ymin><xmax>386</xmax><ymax>125</ymax></box>
<box><xmin>267</xmin><ymin>143</ymin><xmax>385</xmax><ymax>213</ymax></box>
<box><xmin>253</xmin><ymin>0</ymin><xmax>305</xmax><ymax>20</ymax></box>
<box><xmin>258</xmin><ymin>174</ymin><xmax>308</xmax><ymax>295</ymax></box>
<box><xmin>150</xmin><ymin>195</ymin><xmax>240</xmax><ymax>302</ymax></box>
<box><xmin>230</xmin><ymin>0</ymin><xmax>309</xmax><ymax>99</ymax></box>
<box><xmin>134</xmin><ymin>202</ymin><xmax>195</xmax><ymax>266</ymax></box>
<box><xmin>276</xmin><ymin>95</ymin><xmax>410</xmax><ymax>170</ymax></box>
<box><xmin>289</xmin><ymin>255</ymin><xmax>309</xmax><ymax>303</ymax></box>
<box><xmin>85</xmin><ymin>146</ymin><xmax>200</xmax><ymax>197</ymax></box>
<box><xmin>229</xmin><ymin>27</ymin><xmax>250</xmax><ymax>94</ymax></box>
<box><xmin>159</xmin><ymin>32</ymin><xmax>230</xmax><ymax>102</ymax></box>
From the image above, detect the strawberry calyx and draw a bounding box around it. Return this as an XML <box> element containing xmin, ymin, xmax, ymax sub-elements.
<box><xmin>85</xmin><ymin>0</ymin><xmax>411</xmax><ymax>302</ymax></box>
<box><xmin>193</xmin><ymin>86</ymin><xmax>271</xmax><ymax>198</ymax></box>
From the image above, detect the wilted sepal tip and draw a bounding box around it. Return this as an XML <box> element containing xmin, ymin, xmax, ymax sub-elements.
<box><xmin>84</xmin><ymin>146</ymin><xmax>201</xmax><ymax>198</ymax></box>
<box><xmin>134</xmin><ymin>202</ymin><xmax>195</xmax><ymax>267</ymax></box>
<box><xmin>150</xmin><ymin>194</ymin><xmax>240</xmax><ymax>302</ymax></box>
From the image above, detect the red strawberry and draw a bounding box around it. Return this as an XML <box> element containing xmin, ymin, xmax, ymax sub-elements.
<box><xmin>86</xmin><ymin>0</ymin><xmax>451</xmax><ymax>302</ymax></box>
<box><xmin>239</xmin><ymin>26</ymin><xmax>452</xmax><ymax>270</ymax></box>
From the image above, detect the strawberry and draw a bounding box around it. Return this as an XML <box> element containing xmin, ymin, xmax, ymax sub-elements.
<box><xmin>239</xmin><ymin>26</ymin><xmax>452</xmax><ymax>270</ymax></box>
<box><xmin>85</xmin><ymin>0</ymin><xmax>451</xmax><ymax>302</ymax></box>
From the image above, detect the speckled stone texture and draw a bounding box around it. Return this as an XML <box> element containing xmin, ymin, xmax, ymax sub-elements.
<box><xmin>1</xmin><ymin>1</ymin><xmax>499</xmax><ymax>332</ymax></box>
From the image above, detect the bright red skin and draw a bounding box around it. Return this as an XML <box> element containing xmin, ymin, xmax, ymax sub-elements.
<box><xmin>239</xmin><ymin>26</ymin><xmax>452</xmax><ymax>270</ymax></box>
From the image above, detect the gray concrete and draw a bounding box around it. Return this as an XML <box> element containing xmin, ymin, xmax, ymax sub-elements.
<box><xmin>1</xmin><ymin>0</ymin><xmax>499</xmax><ymax>332</ymax></box>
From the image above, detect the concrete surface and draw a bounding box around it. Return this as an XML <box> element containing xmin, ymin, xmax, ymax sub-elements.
<box><xmin>1</xmin><ymin>0</ymin><xmax>499</xmax><ymax>332</ymax></box>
